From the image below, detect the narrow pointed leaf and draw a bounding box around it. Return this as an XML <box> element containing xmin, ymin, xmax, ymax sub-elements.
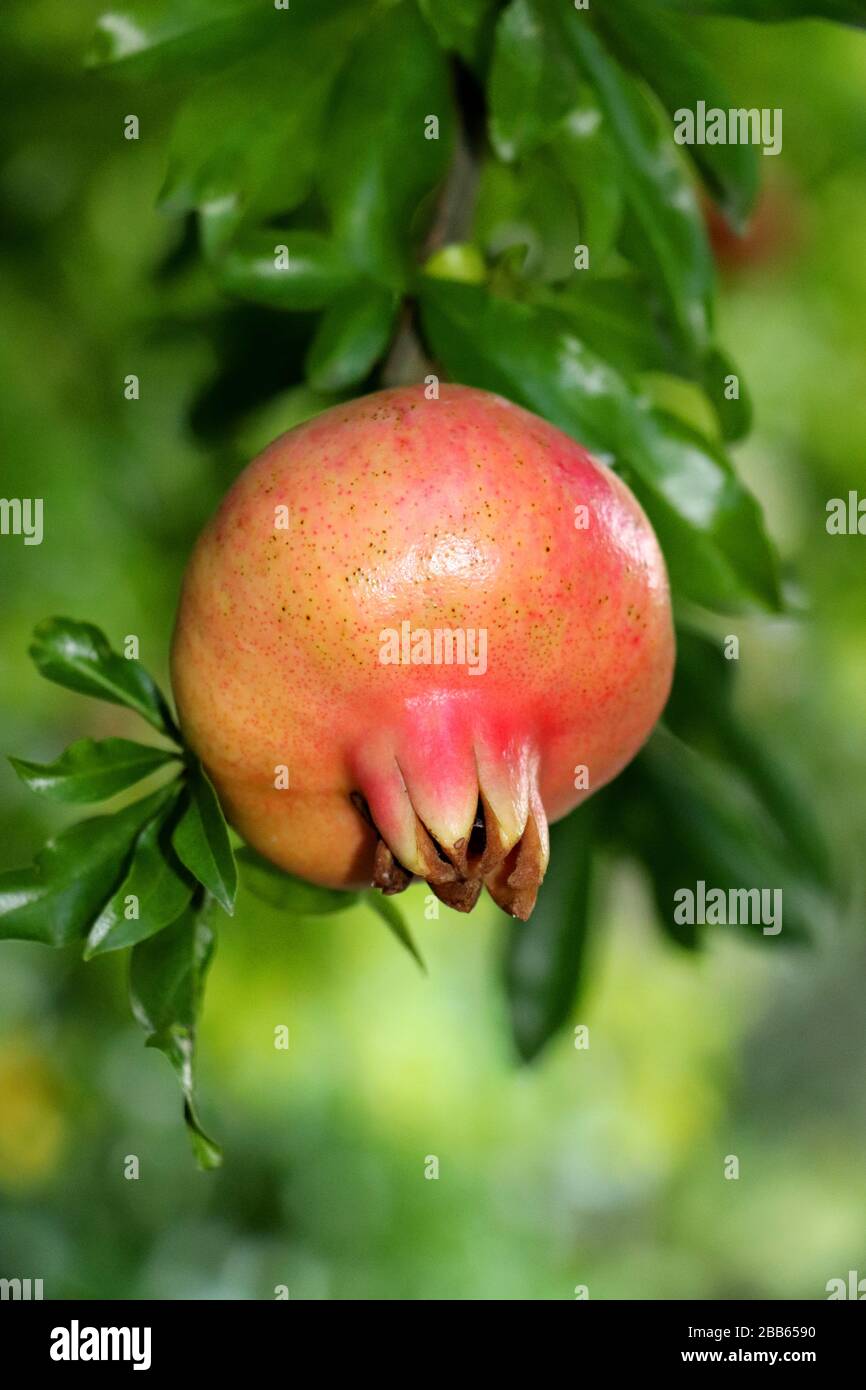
<box><xmin>488</xmin><ymin>0</ymin><xmax>578</xmax><ymax>160</ymax></box>
<box><xmin>547</xmin><ymin>5</ymin><xmax>714</xmax><ymax>359</ymax></box>
<box><xmin>623</xmin><ymin>729</ymin><xmax>831</xmax><ymax>947</ymax></box>
<box><xmin>9</xmin><ymin>738</ymin><xmax>179</xmax><ymax>804</ymax></box>
<box><xmin>29</xmin><ymin>618</ymin><xmax>180</xmax><ymax>740</ymax></box>
<box><xmin>418</xmin><ymin>279</ymin><xmax>780</xmax><ymax>611</ymax></box>
<box><xmin>418</xmin><ymin>0</ymin><xmax>497</xmax><ymax>64</ymax></box>
<box><xmin>0</xmin><ymin>787</ymin><xmax>175</xmax><ymax>947</ymax></box>
<box><xmin>666</xmin><ymin>627</ymin><xmax>832</xmax><ymax>885</ymax></box>
<box><xmin>365</xmin><ymin>892</ymin><xmax>426</xmax><ymax>973</ymax></box>
<box><xmin>217</xmin><ymin>230</ymin><xmax>356</xmax><ymax>311</ymax></box>
<box><xmin>703</xmin><ymin>345</ymin><xmax>753</xmax><ymax>442</ymax></box>
<box><xmin>534</xmin><ymin>276</ymin><xmax>676</xmax><ymax>377</ymax></box>
<box><xmin>85</xmin><ymin>795</ymin><xmax>193</xmax><ymax>958</ymax></box>
<box><xmin>86</xmin><ymin>0</ymin><xmax>352</xmax><ymax>78</ymax></box>
<box><xmin>319</xmin><ymin>1</ymin><xmax>454</xmax><ymax>285</ymax></box>
<box><xmin>548</xmin><ymin>94</ymin><xmax>626</xmax><ymax>274</ymax></box>
<box><xmin>159</xmin><ymin>16</ymin><xmax>355</xmax><ymax>255</ymax></box>
<box><xmin>503</xmin><ymin>806</ymin><xmax>595</xmax><ymax>1062</ymax></box>
<box><xmin>237</xmin><ymin>847</ymin><xmax>357</xmax><ymax>915</ymax></box>
<box><xmin>130</xmin><ymin>902</ymin><xmax>222</xmax><ymax>1169</ymax></box>
<box><xmin>305</xmin><ymin>282</ymin><xmax>398</xmax><ymax>392</ymax></box>
<box><xmin>172</xmin><ymin>759</ymin><xmax>237</xmax><ymax>914</ymax></box>
<box><xmin>593</xmin><ymin>0</ymin><xmax>760</xmax><ymax>228</ymax></box>
<box><xmin>658</xmin><ymin>0</ymin><xmax>866</xmax><ymax>22</ymax></box>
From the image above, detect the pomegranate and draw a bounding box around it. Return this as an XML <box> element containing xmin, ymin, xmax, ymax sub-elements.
<box><xmin>171</xmin><ymin>385</ymin><xmax>674</xmax><ymax>919</ymax></box>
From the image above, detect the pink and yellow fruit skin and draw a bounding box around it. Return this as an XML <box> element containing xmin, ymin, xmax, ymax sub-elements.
<box><xmin>171</xmin><ymin>384</ymin><xmax>674</xmax><ymax>909</ymax></box>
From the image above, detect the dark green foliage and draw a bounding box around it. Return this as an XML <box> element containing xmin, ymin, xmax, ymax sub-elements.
<box><xmin>1</xmin><ymin>0</ymin><xmax>847</xmax><ymax>1150</ymax></box>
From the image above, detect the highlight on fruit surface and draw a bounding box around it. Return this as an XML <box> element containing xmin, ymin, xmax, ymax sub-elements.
<box><xmin>171</xmin><ymin>384</ymin><xmax>675</xmax><ymax>920</ymax></box>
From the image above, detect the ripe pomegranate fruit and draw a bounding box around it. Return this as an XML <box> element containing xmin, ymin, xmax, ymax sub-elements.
<box><xmin>171</xmin><ymin>385</ymin><xmax>674</xmax><ymax>919</ymax></box>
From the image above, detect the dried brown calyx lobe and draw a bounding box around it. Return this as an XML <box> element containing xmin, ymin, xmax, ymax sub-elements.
<box><xmin>351</xmin><ymin>789</ymin><xmax>549</xmax><ymax>921</ymax></box>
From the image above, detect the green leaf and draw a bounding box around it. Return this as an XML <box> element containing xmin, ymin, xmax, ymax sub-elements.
<box><xmin>305</xmin><ymin>283</ymin><xmax>398</xmax><ymax>392</ymax></box>
<box><xmin>365</xmin><ymin>892</ymin><xmax>426</xmax><ymax>973</ymax></box>
<box><xmin>84</xmin><ymin>794</ymin><xmax>193</xmax><ymax>958</ymax></box>
<box><xmin>548</xmin><ymin>95</ymin><xmax>626</xmax><ymax>274</ymax></box>
<box><xmin>29</xmin><ymin>618</ymin><xmax>180</xmax><ymax>740</ymax></box>
<box><xmin>473</xmin><ymin>154</ymin><xmax>582</xmax><ymax>285</ymax></box>
<box><xmin>86</xmin><ymin>0</ymin><xmax>271</xmax><ymax>79</ymax></box>
<box><xmin>534</xmin><ymin>276</ymin><xmax>676</xmax><ymax>377</ymax></box>
<box><xmin>417</xmin><ymin>0</ymin><xmax>496</xmax><ymax>64</ymax></box>
<box><xmin>172</xmin><ymin>758</ymin><xmax>237</xmax><ymax>915</ymax></box>
<box><xmin>624</xmin><ymin>729</ymin><xmax>832</xmax><ymax>946</ymax></box>
<box><xmin>237</xmin><ymin>846</ymin><xmax>357</xmax><ymax>915</ymax></box>
<box><xmin>488</xmin><ymin>0</ymin><xmax>578</xmax><ymax>161</ymax></box>
<box><xmin>547</xmin><ymin>6</ymin><xmax>714</xmax><ymax>359</ymax></box>
<box><xmin>547</xmin><ymin>286</ymin><xmax>752</xmax><ymax>440</ymax></box>
<box><xmin>593</xmin><ymin>0</ymin><xmax>760</xmax><ymax>228</ymax></box>
<box><xmin>666</xmin><ymin>627</ymin><xmax>832</xmax><ymax>885</ymax></box>
<box><xmin>658</xmin><ymin>0</ymin><xmax>866</xmax><ymax>22</ymax></box>
<box><xmin>503</xmin><ymin>806</ymin><xmax>594</xmax><ymax>1063</ymax></box>
<box><xmin>418</xmin><ymin>279</ymin><xmax>780</xmax><ymax>611</ymax></box>
<box><xmin>620</xmin><ymin>411</ymin><xmax>780</xmax><ymax>612</ymax></box>
<box><xmin>217</xmin><ymin>230</ymin><xmax>356</xmax><ymax>311</ymax></box>
<box><xmin>319</xmin><ymin>1</ymin><xmax>454</xmax><ymax>286</ymax></box>
<box><xmin>130</xmin><ymin>901</ymin><xmax>222</xmax><ymax>1169</ymax></box>
<box><xmin>86</xmin><ymin>0</ymin><xmax>356</xmax><ymax>79</ymax></box>
<box><xmin>159</xmin><ymin>18</ymin><xmax>355</xmax><ymax>256</ymax></box>
<box><xmin>703</xmin><ymin>345</ymin><xmax>753</xmax><ymax>443</ymax></box>
<box><xmin>9</xmin><ymin>738</ymin><xmax>179</xmax><ymax>804</ymax></box>
<box><xmin>0</xmin><ymin>787</ymin><xmax>174</xmax><ymax>947</ymax></box>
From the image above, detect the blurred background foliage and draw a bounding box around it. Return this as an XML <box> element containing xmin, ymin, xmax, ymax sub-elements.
<box><xmin>1</xmin><ymin>0</ymin><xmax>865</xmax><ymax>1298</ymax></box>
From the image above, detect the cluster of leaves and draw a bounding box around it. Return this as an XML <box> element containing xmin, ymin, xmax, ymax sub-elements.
<box><xmin>1</xmin><ymin>620</ymin><xmax>421</xmax><ymax>1165</ymax></box>
<box><xmin>2</xmin><ymin>0</ymin><xmax>852</xmax><ymax>1157</ymax></box>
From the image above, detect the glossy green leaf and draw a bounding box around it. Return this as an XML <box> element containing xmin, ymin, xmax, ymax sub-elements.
<box><xmin>172</xmin><ymin>758</ymin><xmax>237</xmax><ymax>915</ymax></box>
<box><xmin>547</xmin><ymin>6</ymin><xmax>714</xmax><ymax>359</ymax></box>
<box><xmin>305</xmin><ymin>283</ymin><xmax>398</xmax><ymax>392</ymax></box>
<box><xmin>86</xmin><ymin>0</ymin><xmax>271</xmax><ymax>79</ymax></box>
<box><xmin>130</xmin><ymin>901</ymin><xmax>222</xmax><ymax>1169</ymax></box>
<box><xmin>217</xmin><ymin>230</ymin><xmax>356</xmax><ymax>311</ymax></box>
<box><xmin>549</xmin><ymin>286</ymin><xmax>751</xmax><ymax>439</ymax></box>
<box><xmin>637</xmin><ymin>373</ymin><xmax>721</xmax><ymax>442</ymax></box>
<box><xmin>473</xmin><ymin>154</ymin><xmax>582</xmax><ymax>285</ymax></box>
<box><xmin>593</xmin><ymin>0</ymin><xmax>760</xmax><ymax>228</ymax></box>
<box><xmin>623</xmin><ymin>729</ymin><xmax>831</xmax><ymax>947</ymax></box>
<box><xmin>86</xmin><ymin>0</ymin><xmax>356</xmax><ymax>79</ymax></box>
<box><xmin>85</xmin><ymin>794</ymin><xmax>193</xmax><ymax>958</ymax></box>
<box><xmin>418</xmin><ymin>279</ymin><xmax>780</xmax><ymax>611</ymax></box>
<box><xmin>0</xmin><ymin>787</ymin><xmax>174</xmax><ymax>947</ymax></box>
<box><xmin>9</xmin><ymin>738</ymin><xmax>179</xmax><ymax>804</ymax></box>
<box><xmin>666</xmin><ymin>627</ymin><xmax>832</xmax><ymax>885</ymax></box>
<box><xmin>159</xmin><ymin>17</ymin><xmax>355</xmax><ymax>255</ymax></box>
<box><xmin>237</xmin><ymin>846</ymin><xmax>356</xmax><ymax>915</ymax></box>
<box><xmin>488</xmin><ymin>0</ymin><xmax>578</xmax><ymax>160</ymax></box>
<box><xmin>658</xmin><ymin>0</ymin><xmax>866</xmax><ymax>21</ymax></box>
<box><xmin>319</xmin><ymin>1</ymin><xmax>454</xmax><ymax>286</ymax></box>
<box><xmin>548</xmin><ymin>95</ymin><xmax>626</xmax><ymax>274</ymax></box>
<box><xmin>535</xmin><ymin>276</ymin><xmax>677</xmax><ymax>377</ymax></box>
<box><xmin>365</xmin><ymin>892</ymin><xmax>426</xmax><ymax>973</ymax></box>
<box><xmin>620</xmin><ymin>411</ymin><xmax>780</xmax><ymax>612</ymax></box>
<box><xmin>29</xmin><ymin>618</ymin><xmax>180</xmax><ymax>740</ymax></box>
<box><xmin>418</xmin><ymin>0</ymin><xmax>497</xmax><ymax>64</ymax></box>
<box><xmin>503</xmin><ymin>806</ymin><xmax>594</xmax><ymax>1062</ymax></box>
<box><xmin>703</xmin><ymin>345</ymin><xmax>753</xmax><ymax>442</ymax></box>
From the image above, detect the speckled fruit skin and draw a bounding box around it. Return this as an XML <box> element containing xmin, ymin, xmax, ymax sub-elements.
<box><xmin>171</xmin><ymin>384</ymin><xmax>674</xmax><ymax>918</ymax></box>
